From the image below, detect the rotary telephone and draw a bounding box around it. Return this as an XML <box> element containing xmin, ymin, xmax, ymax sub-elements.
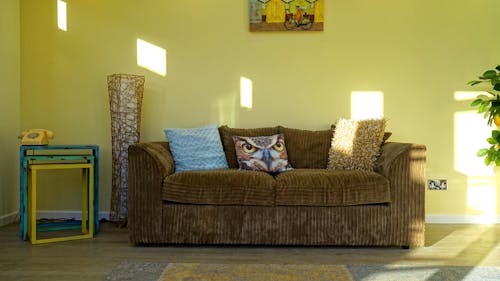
<box><xmin>18</xmin><ymin>129</ymin><xmax>54</xmax><ymax>145</ymax></box>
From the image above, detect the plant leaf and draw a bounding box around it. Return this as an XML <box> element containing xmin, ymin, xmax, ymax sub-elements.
<box><xmin>496</xmin><ymin>65</ymin><xmax>500</xmax><ymax>71</ymax></box>
<box><xmin>483</xmin><ymin>70</ymin><xmax>497</xmax><ymax>79</ymax></box>
<box><xmin>485</xmin><ymin>155</ymin><xmax>491</xmax><ymax>165</ymax></box>
<box><xmin>487</xmin><ymin>137</ymin><xmax>496</xmax><ymax>144</ymax></box>
<box><xmin>471</xmin><ymin>99</ymin><xmax>483</xmax><ymax>107</ymax></box>
<box><xmin>495</xmin><ymin>158</ymin><xmax>500</xmax><ymax>166</ymax></box>
<box><xmin>477</xmin><ymin>148</ymin><xmax>489</xmax><ymax>156</ymax></box>
<box><xmin>474</xmin><ymin>95</ymin><xmax>490</xmax><ymax>100</ymax></box>
<box><xmin>492</xmin><ymin>130</ymin><xmax>500</xmax><ymax>144</ymax></box>
<box><xmin>494</xmin><ymin>83</ymin><xmax>500</xmax><ymax>91</ymax></box>
<box><xmin>478</xmin><ymin>102</ymin><xmax>488</xmax><ymax>113</ymax></box>
<box><xmin>467</xmin><ymin>80</ymin><xmax>483</xmax><ymax>86</ymax></box>
<box><xmin>492</xmin><ymin>130</ymin><xmax>500</xmax><ymax>139</ymax></box>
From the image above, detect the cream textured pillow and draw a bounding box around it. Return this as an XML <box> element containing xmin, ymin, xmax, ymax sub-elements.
<box><xmin>327</xmin><ymin>118</ymin><xmax>386</xmax><ymax>171</ymax></box>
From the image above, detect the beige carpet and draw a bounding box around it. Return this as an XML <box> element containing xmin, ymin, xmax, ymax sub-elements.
<box><xmin>104</xmin><ymin>261</ymin><xmax>500</xmax><ymax>281</ymax></box>
<box><xmin>159</xmin><ymin>263</ymin><xmax>351</xmax><ymax>281</ymax></box>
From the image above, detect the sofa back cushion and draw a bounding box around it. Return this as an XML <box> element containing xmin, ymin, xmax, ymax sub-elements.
<box><xmin>278</xmin><ymin>126</ymin><xmax>333</xmax><ymax>169</ymax></box>
<box><xmin>219</xmin><ymin>125</ymin><xmax>280</xmax><ymax>168</ymax></box>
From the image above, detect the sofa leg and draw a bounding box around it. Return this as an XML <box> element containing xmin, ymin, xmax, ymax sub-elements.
<box><xmin>401</xmin><ymin>245</ymin><xmax>410</xmax><ymax>249</ymax></box>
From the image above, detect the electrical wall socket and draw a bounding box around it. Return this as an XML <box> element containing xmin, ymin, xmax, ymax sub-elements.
<box><xmin>428</xmin><ymin>179</ymin><xmax>447</xmax><ymax>190</ymax></box>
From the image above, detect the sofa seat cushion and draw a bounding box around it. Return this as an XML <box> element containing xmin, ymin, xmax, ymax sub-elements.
<box><xmin>275</xmin><ymin>169</ymin><xmax>390</xmax><ymax>206</ymax></box>
<box><xmin>163</xmin><ymin>169</ymin><xmax>275</xmax><ymax>206</ymax></box>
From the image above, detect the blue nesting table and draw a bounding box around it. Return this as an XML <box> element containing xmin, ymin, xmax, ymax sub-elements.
<box><xmin>19</xmin><ymin>145</ymin><xmax>99</xmax><ymax>241</ymax></box>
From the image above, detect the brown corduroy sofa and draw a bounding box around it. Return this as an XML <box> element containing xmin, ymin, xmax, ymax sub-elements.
<box><xmin>128</xmin><ymin>126</ymin><xmax>426</xmax><ymax>248</ymax></box>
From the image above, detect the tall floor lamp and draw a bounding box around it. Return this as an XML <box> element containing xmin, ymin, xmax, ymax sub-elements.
<box><xmin>107</xmin><ymin>74</ymin><xmax>145</xmax><ymax>223</ymax></box>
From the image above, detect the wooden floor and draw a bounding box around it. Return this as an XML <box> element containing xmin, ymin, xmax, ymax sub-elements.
<box><xmin>0</xmin><ymin>222</ymin><xmax>499</xmax><ymax>281</ymax></box>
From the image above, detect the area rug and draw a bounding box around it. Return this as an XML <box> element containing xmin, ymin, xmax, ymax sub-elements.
<box><xmin>104</xmin><ymin>261</ymin><xmax>500</xmax><ymax>281</ymax></box>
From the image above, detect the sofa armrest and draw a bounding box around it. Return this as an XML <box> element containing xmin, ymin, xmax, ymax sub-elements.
<box><xmin>375</xmin><ymin>142</ymin><xmax>427</xmax><ymax>247</ymax></box>
<box><xmin>127</xmin><ymin>142</ymin><xmax>174</xmax><ymax>244</ymax></box>
<box><xmin>375</xmin><ymin>142</ymin><xmax>424</xmax><ymax>177</ymax></box>
<box><xmin>131</xmin><ymin>142</ymin><xmax>175</xmax><ymax>176</ymax></box>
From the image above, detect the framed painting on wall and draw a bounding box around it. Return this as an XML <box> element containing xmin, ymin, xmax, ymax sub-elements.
<box><xmin>249</xmin><ymin>0</ymin><xmax>324</xmax><ymax>32</ymax></box>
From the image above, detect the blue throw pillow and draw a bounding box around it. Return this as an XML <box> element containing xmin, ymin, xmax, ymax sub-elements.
<box><xmin>163</xmin><ymin>124</ymin><xmax>228</xmax><ymax>173</ymax></box>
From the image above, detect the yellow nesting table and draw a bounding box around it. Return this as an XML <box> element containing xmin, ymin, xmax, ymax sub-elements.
<box><xmin>28</xmin><ymin>163</ymin><xmax>94</xmax><ymax>244</ymax></box>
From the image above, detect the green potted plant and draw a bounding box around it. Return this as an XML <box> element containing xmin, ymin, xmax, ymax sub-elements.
<box><xmin>470</xmin><ymin>65</ymin><xmax>500</xmax><ymax>165</ymax></box>
<box><xmin>477</xmin><ymin>130</ymin><xmax>500</xmax><ymax>166</ymax></box>
<box><xmin>470</xmin><ymin>65</ymin><xmax>500</xmax><ymax>126</ymax></box>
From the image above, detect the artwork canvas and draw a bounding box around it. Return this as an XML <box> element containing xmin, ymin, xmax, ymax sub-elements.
<box><xmin>249</xmin><ymin>0</ymin><xmax>324</xmax><ymax>32</ymax></box>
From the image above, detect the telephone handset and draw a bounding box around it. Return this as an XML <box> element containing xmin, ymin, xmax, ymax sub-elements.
<box><xmin>18</xmin><ymin>129</ymin><xmax>54</xmax><ymax>145</ymax></box>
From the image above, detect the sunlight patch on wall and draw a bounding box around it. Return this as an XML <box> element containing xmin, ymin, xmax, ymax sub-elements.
<box><xmin>454</xmin><ymin>110</ymin><xmax>497</xmax><ymax>223</ymax></box>
<box><xmin>136</xmin><ymin>39</ymin><xmax>166</xmax><ymax>76</ymax></box>
<box><xmin>57</xmin><ymin>0</ymin><xmax>67</xmax><ymax>31</ymax></box>
<box><xmin>454</xmin><ymin>91</ymin><xmax>489</xmax><ymax>101</ymax></box>
<box><xmin>240</xmin><ymin>77</ymin><xmax>253</xmax><ymax>109</ymax></box>
<box><xmin>454</xmin><ymin>111</ymin><xmax>493</xmax><ymax>176</ymax></box>
<box><xmin>466</xmin><ymin>177</ymin><xmax>497</xmax><ymax>224</ymax></box>
<box><xmin>351</xmin><ymin>91</ymin><xmax>383</xmax><ymax>120</ymax></box>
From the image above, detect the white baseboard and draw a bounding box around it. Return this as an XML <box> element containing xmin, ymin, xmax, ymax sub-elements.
<box><xmin>0</xmin><ymin>212</ymin><xmax>18</xmax><ymax>227</ymax></box>
<box><xmin>36</xmin><ymin>210</ymin><xmax>110</xmax><ymax>221</ymax></box>
<box><xmin>426</xmin><ymin>215</ymin><xmax>500</xmax><ymax>224</ymax></box>
<box><xmin>0</xmin><ymin>211</ymin><xmax>110</xmax><ymax>227</ymax></box>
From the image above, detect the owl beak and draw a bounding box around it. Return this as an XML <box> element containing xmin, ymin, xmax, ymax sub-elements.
<box><xmin>262</xmin><ymin>150</ymin><xmax>272</xmax><ymax>169</ymax></box>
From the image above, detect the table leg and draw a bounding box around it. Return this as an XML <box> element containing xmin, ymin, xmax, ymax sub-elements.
<box><xmin>82</xmin><ymin>168</ymin><xmax>88</xmax><ymax>234</ymax></box>
<box><xmin>29</xmin><ymin>168</ymin><xmax>37</xmax><ymax>243</ymax></box>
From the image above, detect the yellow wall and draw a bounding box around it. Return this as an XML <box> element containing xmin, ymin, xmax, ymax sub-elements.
<box><xmin>0</xmin><ymin>0</ymin><xmax>20</xmax><ymax>225</ymax></box>
<box><xmin>20</xmin><ymin>0</ymin><xmax>500</xmax><ymax>221</ymax></box>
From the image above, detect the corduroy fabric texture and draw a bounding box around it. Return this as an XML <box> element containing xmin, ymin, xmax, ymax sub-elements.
<box><xmin>128</xmin><ymin>141</ymin><xmax>426</xmax><ymax>247</ymax></box>
<box><xmin>382</xmin><ymin>132</ymin><xmax>393</xmax><ymax>143</ymax></box>
<box><xmin>378</xmin><ymin>142</ymin><xmax>426</xmax><ymax>247</ymax></box>
<box><xmin>274</xmin><ymin>169</ymin><xmax>390</xmax><ymax>206</ymax></box>
<box><xmin>219</xmin><ymin>125</ymin><xmax>280</xmax><ymax>168</ymax></box>
<box><xmin>157</xmin><ymin>203</ymin><xmax>389</xmax><ymax>245</ymax></box>
<box><xmin>278</xmin><ymin>126</ymin><xmax>332</xmax><ymax>169</ymax></box>
<box><xmin>163</xmin><ymin>169</ymin><xmax>275</xmax><ymax>206</ymax></box>
<box><xmin>128</xmin><ymin>142</ymin><xmax>173</xmax><ymax>244</ymax></box>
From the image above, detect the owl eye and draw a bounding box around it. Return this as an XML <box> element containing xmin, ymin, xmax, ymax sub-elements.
<box><xmin>273</xmin><ymin>142</ymin><xmax>284</xmax><ymax>152</ymax></box>
<box><xmin>242</xmin><ymin>143</ymin><xmax>256</xmax><ymax>154</ymax></box>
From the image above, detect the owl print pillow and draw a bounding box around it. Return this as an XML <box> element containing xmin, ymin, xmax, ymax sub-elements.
<box><xmin>233</xmin><ymin>134</ymin><xmax>293</xmax><ymax>173</ymax></box>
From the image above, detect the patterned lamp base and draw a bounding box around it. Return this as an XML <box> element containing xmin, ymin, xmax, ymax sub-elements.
<box><xmin>107</xmin><ymin>74</ymin><xmax>145</xmax><ymax>222</ymax></box>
